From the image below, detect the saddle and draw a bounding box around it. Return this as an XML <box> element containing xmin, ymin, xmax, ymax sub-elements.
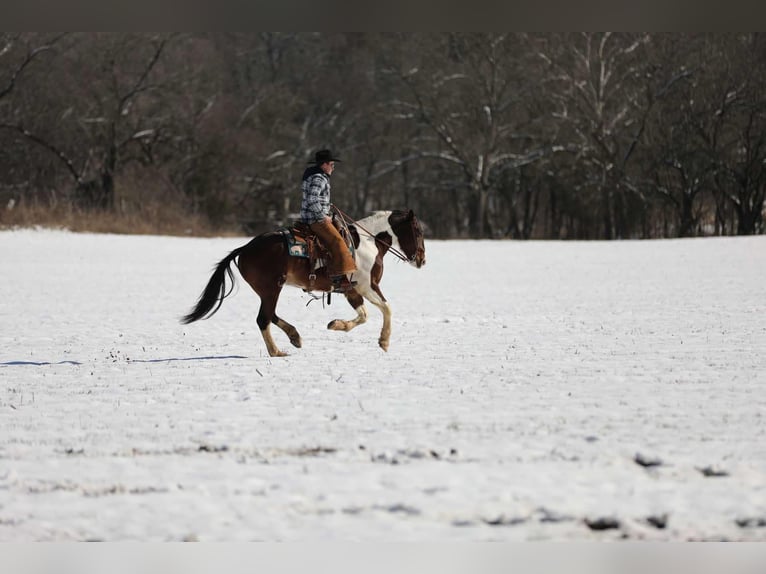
<box><xmin>284</xmin><ymin>222</ymin><xmax>328</xmax><ymax>271</ymax></box>
<box><xmin>281</xmin><ymin>220</ymin><xmax>357</xmax><ymax>273</ymax></box>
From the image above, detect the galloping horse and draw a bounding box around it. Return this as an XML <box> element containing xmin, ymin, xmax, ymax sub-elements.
<box><xmin>181</xmin><ymin>209</ymin><xmax>426</xmax><ymax>357</ymax></box>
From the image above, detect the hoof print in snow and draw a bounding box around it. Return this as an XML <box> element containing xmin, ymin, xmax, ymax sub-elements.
<box><xmin>646</xmin><ymin>514</ymin><xmax>669</xmax><ymax>529</ymax></box>
<box><xmin>697</xmin><ymin>465</ymin><xmax>729</xmax><ymax>477</ymax></box>
<box><xmin>198</xmin><ymin>444</ymin><xmax>229</xmax><ymax>453</ymax></box>
<box><xmin>375</xmin><ymin>503</ymin><xmax>420</xmax><ymax>516</ymax></box>
<box><xmin>483</xmin><ymin>514</ymin><xmax>528</xmax><ymax>527</ymax></box>
<box><xmin>634</xmin><ymin>452</ymin><xmax>663</xmax><ymax>468</ymax></box>
<box><xmin>291</xmin><ymin>446</ymin><xmax>337</xmax><ymax>457</ymax></box>
<box><xmin>372</xmin><ymin>448</ymin><xmax>445</xmax><ymax>465</ymax></box>
<box><xmin>736</xmin><ymin>517</ymin><xmax>766</xmax><ymax>528</ymax></box>
<box><xmin>372</xmin><ymin>453</ymin><xmax>400</xmax><ymax>465</ymax></box>
<box><xmin>535</xmin><ymin>507</ymin><xmax>575</xmax><ymax>523</ymax></box>
<box><xmin>585</xmin><ymin>517</ymin><xmax>621</xmax><ymax>531</ymax></box>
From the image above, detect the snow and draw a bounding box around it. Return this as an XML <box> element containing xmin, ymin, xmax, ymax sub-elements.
<box><xmin>0</xmin><ymin>229</ymin><xmax>765</xmax><ymax>541</ymax></box>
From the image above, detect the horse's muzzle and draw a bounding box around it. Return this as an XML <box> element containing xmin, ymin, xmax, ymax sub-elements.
<box><xmin>413</xmin><ymin>249</ymin><xmax>426</xmax><ymax>268</ymax></box>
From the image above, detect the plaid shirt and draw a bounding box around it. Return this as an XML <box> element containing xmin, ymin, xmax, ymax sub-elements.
<box><xmin>300</xmin><ymin>166</ymin><xmax>331</xmax><ymax>224</ymax></box>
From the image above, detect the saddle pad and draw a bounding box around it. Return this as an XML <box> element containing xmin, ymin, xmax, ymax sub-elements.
<box><xmin>278</xmin><ymin>228</ymin><xmax>326</xmax><ymax>270</ymax></box>
<box><xmin>288</xmin><ymin>241</ymin><xmax>309</xmax><ymax>258</ymax></box>
<box><xmin>278</xmin><ymin>228</ymin><xmax>309</xmax><ymax>259</ymax></box>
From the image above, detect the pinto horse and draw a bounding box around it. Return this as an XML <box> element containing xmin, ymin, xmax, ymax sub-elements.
<box><xmin>181</xmin><ymin>209</ymin><xmax>426</xmax><ymax>357</ymax></box>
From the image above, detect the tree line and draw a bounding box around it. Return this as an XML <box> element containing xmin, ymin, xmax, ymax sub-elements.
<box><xmin>1</xmin><ymin>32</ymin><xmax>764</xmax><ymax>238</ymax></box>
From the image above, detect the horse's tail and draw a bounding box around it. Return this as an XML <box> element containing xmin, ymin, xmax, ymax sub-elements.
<box><xmin>181</xmin><ymin>244</ymin><xmax>246</xmax><ymax>324</ymax></box>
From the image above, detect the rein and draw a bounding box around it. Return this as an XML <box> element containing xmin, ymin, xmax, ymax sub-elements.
<box><xmin>332</xmin><ymin>206</ymin><xmax>411</xmax><ymax>263</ymax></box>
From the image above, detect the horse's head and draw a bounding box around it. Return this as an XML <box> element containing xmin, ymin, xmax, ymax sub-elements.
<box><xmin>388</xmin><ymin>210</ymin><xmax>426</xmax><ymax>268</ymax></box>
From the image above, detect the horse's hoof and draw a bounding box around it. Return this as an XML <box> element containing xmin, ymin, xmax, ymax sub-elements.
<box><xmin>290</xmin><ymin>336</ymin><xmax>302</xmax><ymax>348</ymax></box>
<box><xmin>327</xmin><ymin>319</ymin><xmax>348</xmax><ymax>331</ymax></box>
<box><xmin>378</xmin><ymin>340</ymin><xmax>389</xmax><ymax>352</ymax></box>
<box><xmin>269</xmin><ymin>349</ymin><xmax>289</xmax><ymax>357</ymax></box>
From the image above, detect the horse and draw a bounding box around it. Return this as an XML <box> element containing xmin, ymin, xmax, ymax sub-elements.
<box><xmin>181</xmin><ymin>209</ymin><xmax>426</xmax><ymax>357</ymax></box>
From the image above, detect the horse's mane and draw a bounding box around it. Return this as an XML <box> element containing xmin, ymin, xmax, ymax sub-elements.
<box><xmin>364</xmin><ymin>209</ymin><xmax>393</xmax><ymax>219</ymax></box>
<box><xmin>354</xmin><ymin>210</ymin><xmax>392</xmax><ymax>230</ymax></box>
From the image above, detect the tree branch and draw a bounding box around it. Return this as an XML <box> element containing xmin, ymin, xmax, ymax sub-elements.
<box><xmin>118</xmin><ymin>36</ymin><xmax>169</xmax><ymax>111</ymax></box>
<box><xmin>0</xmin><ymin>34</ymin><xmax>67</xmax><ymax>101</ymax></box>
<box><xmin>0</xmin><ymin>123</ymin><xmax>82</xmax><ymax>183</ymax></box>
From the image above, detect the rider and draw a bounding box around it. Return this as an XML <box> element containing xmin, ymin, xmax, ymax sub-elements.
<box><xmin>300</xmin><ymin>149</ymin><xmax>357</xmax><ymax>293</ymax></box>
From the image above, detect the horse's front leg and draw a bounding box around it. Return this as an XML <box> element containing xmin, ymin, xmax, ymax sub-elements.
<box><xmin>358</xmin><ymin>289</ymin><xmax>392</xmax><ymax>352</ymax></box>
<box><xmin>371</xmin><ymin>298</ymin><xmax>392</xmax><ymax>351</ymax></box>
<box><xmin>327</xmin><ymin>290</ymin><xmax>368</xmax><ymax>332</ymax></box>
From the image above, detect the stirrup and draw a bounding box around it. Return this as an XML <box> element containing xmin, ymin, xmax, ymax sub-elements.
<box><xmin>331</xmin><ymin>276</ymin><xmax>357</xmax><ymax>293</ymax></box>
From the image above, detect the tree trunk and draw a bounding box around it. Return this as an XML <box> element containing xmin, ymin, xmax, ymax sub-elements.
<box><xmin>736</xmin><ymin>204</ymin><xmax>756</xmax><ymax>235</ymax></box>
<box><xmin>548</xmin><ymin>186</ymin><xmax>562</xmax><ymax>239</ymax></box>
<box><xmin>679</xmin><ymin>192</ymin><xmax>695</xmax><ymax>237</ymax></box>
<box><xmin>101</xmin><ymin>140</ymin><xmax>117</xmax><ymax>211</ymax></box>
<box><xmin>601</xmin><ymin>187</ymin><xmax>614</xmax><ymax>240</ymax></box>
<box><xmin>469</xmin><ymin>182</ymin><xmax>490</xmax><ymax>238</ymax></box>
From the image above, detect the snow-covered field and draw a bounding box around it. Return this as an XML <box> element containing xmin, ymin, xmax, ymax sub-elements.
<box><xmin>1</xmin><ymin>228</ymin><xmax>764</xmax><ymax>541</ymax></box>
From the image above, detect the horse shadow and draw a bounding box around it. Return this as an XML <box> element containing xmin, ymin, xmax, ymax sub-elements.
<box><xmin>1</xmin><ymin>356</ymin><xmax>248</xmax><ymax>367</ymax></box>
<box><xmin>128</xmin><ymin>355</ymin><xmax>248</xmax><ymax>364</ymax></box>
<box><xmin>1</xmin><ymin>360</ymin><xmax>83</xmax><ymax>367</ymax></box>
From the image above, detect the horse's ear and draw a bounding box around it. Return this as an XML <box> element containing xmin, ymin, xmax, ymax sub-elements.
<box><xmin>408</xmin><ymin>209</ymin><xmax>414</xmax><ymax>220</ymax></box>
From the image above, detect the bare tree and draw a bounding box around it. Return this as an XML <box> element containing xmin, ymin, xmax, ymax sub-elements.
<box><xmin>1</xmin><ymin>33</ymin><xmax>764</xmax><ymax>238</ymax></box>
<box><xmin>70</xmin><ymin>33</ymin><xmax>172</xmax><ymax>209</ymax></box>
<box><xmin>538</xmin><ymin>33</ymin><xmax>684</xmax><ymax>238</ymax></box>
<box><xmin>0</xmin><ymin>33</ymin><xmax>77</xmax><ymax>205</ymax></box>
<box><xmin>709</xmin><ymin>35</ymin><xmax>766</xmax><ymax>235</ymax></box>
<box><xmin>379</xmin><ymin>33</ymin><xmax>554</xmax><ymax>237</ymax></box>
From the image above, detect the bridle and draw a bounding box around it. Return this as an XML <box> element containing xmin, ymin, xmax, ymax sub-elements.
<box><xmin>333</xmin><ymin>206</ymin><xmax>418</xmax><ymax>263</ymax></box>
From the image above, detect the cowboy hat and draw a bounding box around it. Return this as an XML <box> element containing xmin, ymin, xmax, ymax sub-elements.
<box><xmin>309</xmin><ymin>149</ymin><xmax>342</xmax><ymax>164</ymax></box>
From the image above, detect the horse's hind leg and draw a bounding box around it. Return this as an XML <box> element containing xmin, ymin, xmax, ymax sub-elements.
<box><xmin>273</xmin><ymin>314</ymin><xmax>302</xmax><ymax>349</ymax></box>
<box><xmin>238</xmin><ymin>237</ymin><xmax>296</xmax><ymax>357</ymax></box>
<box><xmin>256</xmin><ymin>287</ymin><xmax>288</xmax><ymax>357</ymax></box>
<box><xmin>327</xmin><ymin>290</ymin><xmax>368</xmax><ymax>333</ymax></box>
